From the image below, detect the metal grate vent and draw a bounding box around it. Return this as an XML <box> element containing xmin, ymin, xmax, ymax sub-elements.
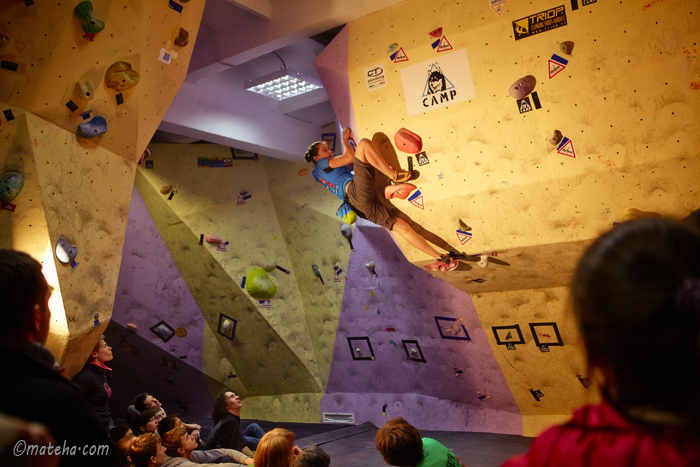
<box><xmin>322</xmin><ymin>412</ymin><xmax>354</xmax><ymax>424</ymax></box>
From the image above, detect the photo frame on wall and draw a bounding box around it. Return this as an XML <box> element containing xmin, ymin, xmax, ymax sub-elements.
<box><xmin>321</xmin><ymin>133</ymin><xmax>336</xmax><ymax>153</ymax></box>
<box><xmin>434</xmin><ymin>316</ymin><xmax>471</xmax><ymax>341</ymax></box>
<box><xmin>529</xmin><ymin>322</ymin><xmax>564</xmax><ymax>347</ymax></box>
<box><xmin>491</xmin><ymin>324</ymin><xmax>525</xmax><ymax>346</ymax></box>
<box><xmin>218</xmin><ymin>314</ymin><xmax>238</xmax><ymax>341</ymax></box>
<box><xmin>149</xmin><ymin>320</ymin><xmax>175</xmax><ymax>343</ymax></box>
<box><xmin>347</xmin><ymin>336</ymin><xmax>375</xmax><ymax>361</ymax></box>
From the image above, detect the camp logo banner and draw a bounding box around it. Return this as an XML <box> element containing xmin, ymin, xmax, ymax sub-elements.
<box><xmin>400</xmin><ymin>48</ymin><xmax>476</xmax><ymax>116</ymax></box>
<box><xmin>513</xmin><ymin>5</ymin><xmax>567</xmax><ymax>41</ymax></box>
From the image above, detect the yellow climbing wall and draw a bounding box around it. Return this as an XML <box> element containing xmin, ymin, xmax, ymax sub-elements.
<box><xmin>345</xmin><ymin>0</ymin><xmax>699</xmax><ymax>435</ymax></box>
<box><xmin>134</xmin><ymin>144</ymin><xmax>350</xmax><ymax>420</ymax></box>
<box><xmin>0</xmin><ymin>1</ymin><xmax>205</xmax><ymax>373</ymax></box>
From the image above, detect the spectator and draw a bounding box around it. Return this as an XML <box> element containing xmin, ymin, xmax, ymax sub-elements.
<box><xmin>72</xmin><ymin>335</ymin><xmax>114</xmax><ymax>431</ymax></box>
<box><xmin>0</xmin><ymin>411</ymin><xmax>59</xmax><ymax>467</ymax></box>
<box><xmin>129</xmin><ymin>433</ymin><xmax>166</xmax><ymax>467</ymax></box>
<box><xmin>0</xmin><ymin>249</ymin><xmax>119</xmax><ymax>466</ymax></box>
<box><xmin>129</xmin><ymin>394</ymin><xmax>201</xmax><ymax>439</ymax></box>
<box><xmin>289</xmin><ymin>445</ymin><xmax>330</xmax><ymax>467</ymax></box>
<box><xmin>375</xmin><ymin>417</ymin><xmax>465</xmax><ymax>467</ymax></box>
<box><xmin>207</xmin><ymin>391</ymin><xmax>264</xmax><ymax>455</ymax></box>
<box><xmin>161</xmin><ymin>426</ymin><xmax>252</xmax><ymax>466</ymax></box>
<box><xmin>158</xmin><ymin>415</ymin><xmax>204</xmax><ymax>450</ymax></box>
<box><xmin>133</xmin><ymin>407</ymin><xmax>163</xmax><ymax>436</ymax></box>
<box><xmin>501</xmin><ymin>218</ymin><xmax>700</xmax><ymax>467</ymax></box>
<box><xmin>253</xmin><ymin>429</ymin><xmax>301</xmax><ymax>467</ymax></box>
<box><xmin>110</xmin><ymin>425</ymin><xmax>134</xmax><ymax>444</ymax></box>
<box><xmin>115</xmin><ymin>434</ymin><xmax>135</xmax><ymax>467</ymax></box>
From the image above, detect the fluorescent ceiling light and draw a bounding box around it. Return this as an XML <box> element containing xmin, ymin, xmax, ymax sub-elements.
<box><xmin>244</xmin><ymin>68</ymin><xmax>323</xmax><ymax>101</ymax></box>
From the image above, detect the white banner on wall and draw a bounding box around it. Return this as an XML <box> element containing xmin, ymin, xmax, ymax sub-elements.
<box><xmin>399</xmin><ymin>48</ymin><xmax>476</xmax><ymax>116</ymax></box>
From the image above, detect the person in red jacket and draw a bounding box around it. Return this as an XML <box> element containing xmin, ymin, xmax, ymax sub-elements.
<box><xmin>502</xmin><ymin>218</ymin><xmax>700</xmax><ymax>467</ymax></box>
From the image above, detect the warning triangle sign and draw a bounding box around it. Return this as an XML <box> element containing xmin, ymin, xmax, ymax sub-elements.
<box><xmin>436</xmin><ymin>36</ymin><xmax>453</xmax><ymax>52</ymax></box>
<box><xmin>456</xmin><ymin>229</ymin><xmax>473</xmax><ymax>245</ymax></box>
<box><xmin>490</xmin><ymin>0</ymin><xmax>507</xmax><ymax>16</ymax></box>
<box><xmin>410</xmin><ymin>196</ymin><xmax>425</xmax><ymax>210</ymax></box>
<box><xmin>548</xmin><ymin>60</ymin><xmax>566</xmax><ymax>79</ymax></box>
<box><xmin>393</xmin><ymin>47</ymin><xmax>409</xmax><ymax>63</ymax></box>
<box><xmin>216</xmin><ymin>242</ymin><xmax>227</xmax><ymax>252</ymax></box>
<box><xmin>408</xmin><ymin>190</ymin><xmax>424</xmax><ymax>209</ymax></box>
<box><xmin>236</xmin><ymin>196</ymin><xmax>246</xmax><ymax>206</ymax></box>
<box><xmin>259</xmin><ymin>300</ymin><xmax>271</xmax><ymax>308</ymax></box>
<box><xmin>557</xmin><ymin>137</ymin><xmax>576</xmax><ymax>158</ymax></box>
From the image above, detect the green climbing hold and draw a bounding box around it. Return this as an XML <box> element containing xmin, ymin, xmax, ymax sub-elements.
<box><xmin>245</xmin><ymin>267</ymin><xmax>276</xmax><ymax>299</ymax></box>
<box><xmin>74</xmin><ymin>1</ymin><xmax>105</xmax><ymax>34</ymax></box>
<box><xmin>0</xmin><ymin>172</ymin><xmax>24</xmax><ymax>202</ymax></box>
<box><xmin>505</xmin><ymin>331</ymin><xmax>512</xmax><ymax>340</ymax></box>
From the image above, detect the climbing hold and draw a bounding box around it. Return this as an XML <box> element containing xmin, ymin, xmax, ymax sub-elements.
<box><xmin>458</xmin><ymin>219</ymin><xmax>472</xmax><ymax>231</ymax></box>
<box><xmin>387</xmin><ymin>43</ymin><xmax>399</xmax><ymax>54</ymax></box>
<box><xmin>174</xmin><ymin>28</ymin><xmax>189</xmax><ymax>47</ymax></box>
<box><xmin>74</xmin><ymin>1</ymin><xmax>105</xmax><ymax>34</ymax></box>
<box><xmin>0</xmin><ymin>33</ymin><xmax>9</xmax><ymax>45</ymax></box>
<box><xmin>508</xmin><ymin>75</ymin><xmax>536</xmax><ymax>99</ymax></box>
<box><xmin>577</xmin><ymin>374</ymin><xmax>593</xmax><ymax>388</ymax></box>
<box><xmin>559</xmin><ymin>41</ymin><xmax>575</xmax><ymax>55</ymax></box>
<box><xmin>340</xmin><ymin>224</ymin><xmax>354</xmax><ymax>252</ymax></box>
<box><xmin>337</xmin><ymin>202</ymin><xmax>357</xmax><ymax>224</ymax></box>
<box><xmin>160</xmin><ymin>185</ymin><xmax>173</xmax><ymax>195</ymax></box>
<box><xmin>477</xmin><ymin>255</ymin><xmax>489</xmax><ymax>268</ymax></box>
<box><xmin>0</xmin><ymin>172</ymin><xmax>24</xmax><ymax>202</ymax></box>
<box><xmin>77</xmin><ymin>115</ymin><xmax>107</xmax><ymax>138</ymax></box>
<box><xmin>275</xmin><ymin>265</ymin><xmax>291</xmax><ymax>275</ymax></box>
<box><xmin>312</xmin><ymin>264</ymin><xmax>325</xmax><ymax>285</ymax></box>
<box><xmin>366</xmin><ymin>262</ymin><xmax>378</xmax><ymax>277</ymax></box>
<box><xmin>245</xmin><ymin>267</ymin><xmax>277</xmax><ymax>299</ymax></box>
<box><xmin>126</xmin><ymin>323</ymin><xmax>138</xmax><ymax>331</ymax></box>
<box><xmin>139</xmin><ymin>148</ymin><xmax>151</xmax><ymax>164</ymax></box>
<box><xmin>428</xmin><ymin>27</ymin><xmax>443</xmax><ymax>38</ymax></box>
<box><xmin>105</xmin><ymin>61</ymin><xmax>140</xmax><ymax>92</ymax></box>
<box><xmin>548</xmin><ymin>130</ymin><xmax>563</xmax><ymax>146</ymax></box>
<box><xmin>394</xmin><ymin>128</ymin><xmax>423</xmax><ymax>153</ymax></box>
<box><xmin>174</xmin><ymin>327</ymin><xmax>187</xmax><ymax>338</ymax></box>
<box><xmin>55</xmin><ymin>237</ymin><xmax>78</xmax><ymax>264</ymax></box>
<box><xmin>93</xmin><ymin>313</ymin><xmax>100</xmax><ymax>327</ymax></box>
<box><xmin>204</xmin><ymin>234</ymin><xmax>222</xmax><ymax>244</ymax></box>
<box><xmin>76</xmin><ymin>81</ymin><xmax>94</xmax><ymax>100</ymax></box>
<box><xmin>355</xmin><ymin>348</ymin><xmax>362</xmax><ymax>355</ymax></box>
<box><xmin>622</xmin><ymin>208</ymin><xmax>661</xmax><ymax>222</ymax></box>
<box><xmin>262</xmin><ymin>260</ymin><xmax>277</xmax><ymax>272</ymax></box>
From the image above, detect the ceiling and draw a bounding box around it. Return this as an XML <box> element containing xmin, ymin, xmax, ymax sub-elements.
<box><xmin>155</xmin><ymin>0</ymin><xmax>406</xmax><ymax>161</ymax></box>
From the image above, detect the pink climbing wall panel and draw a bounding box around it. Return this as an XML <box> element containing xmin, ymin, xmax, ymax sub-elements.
<box><xmin>322</xmin><ymin>220</ymin><xmax>522</xmax><ymax>435</ymax></box>
<box><xmin>314</xmin><ymin>25</ymin><xmax>357</xmax><ymax>133</ymax></box>
<box><xmin>112</xmin><ymin>186</ymin><xmax>206</xmax><ymax>371</ymax></box>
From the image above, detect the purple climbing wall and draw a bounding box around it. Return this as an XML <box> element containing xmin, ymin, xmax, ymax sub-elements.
<box><xmin>314</xmin><ymin>25</ymin><xmax>357</xmax><ymax>132</ymax></box>
<box><xmin>113</xmin><ymin>187</ymin><xmax>206</xmax><ymax>370</ymax></box>
<box><xmin>322</xmin><ymin>220</ymin><xmax>522</xmax><ymax>434</ymax></box>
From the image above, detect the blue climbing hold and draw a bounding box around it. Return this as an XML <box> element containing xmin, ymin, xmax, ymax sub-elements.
<box><xmin>78</xmin><ymin>115</ymin><xmax>108</xmax><ymax>138</ymax></box>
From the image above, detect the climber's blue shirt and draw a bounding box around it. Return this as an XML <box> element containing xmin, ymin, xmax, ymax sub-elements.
<box><xmin>312</xmin><ymin>157</ymin><xmax>353</xmax><ymax>201</ymax></box>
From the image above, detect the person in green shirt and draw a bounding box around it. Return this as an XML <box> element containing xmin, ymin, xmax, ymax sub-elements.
<box><xmin>375</xmin><ymin>417</ymin><xmax>467</xmax><ymax>467</ymax></box>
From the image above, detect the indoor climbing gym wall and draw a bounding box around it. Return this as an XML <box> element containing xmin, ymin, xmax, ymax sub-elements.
<box><xmin>0</xmin><ymin>1</ymin><xmax>205</xmax><ymax>374</ymax></box>
<box><xmin>311</xmin><ymin>0</ymin><xmax>699</xmax><ymax>436</ymax></box>
<box><xmin>322</xmin><ymin>219</ymin><xmax>523</xmax><ymax>434</ymax></box>
<box><xmin>109</xmin><ymin>143</ymin><xmax>354</xmax><ymax>421</ymax></box>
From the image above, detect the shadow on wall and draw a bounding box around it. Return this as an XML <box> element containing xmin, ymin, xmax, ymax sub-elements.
<box><xmin>105</xmin><ymin>321</ymin><xmax>225</xmax><ymax>422</ymax></box>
